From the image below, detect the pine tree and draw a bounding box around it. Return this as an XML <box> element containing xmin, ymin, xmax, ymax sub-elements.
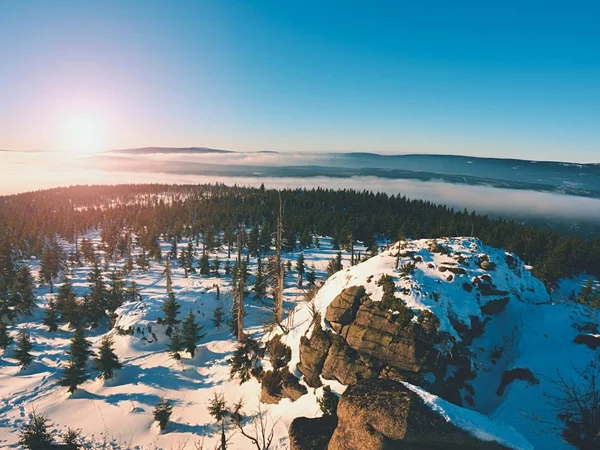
<box><xmin>213</xmin><ymin>254</ymin><xmax>221</xmax><ymax>277</ymax></box>
<box><xmin>0</xmin><ymin>320</ymin><xmax>13</xmax><ymax>350</ymax></box>
<box><xmin>247</xmin><ymin>224</ymin><xmax>260</xmax><ymax>257</ymax></box>
<box><xmin>39</xmin><ymin>239</ymin><xmax>65</xmax><ymax>293</ymax></box>
<box><xmin>125</xmin><ymin>281</ymin><xmax>140</xmax><ymax>303</ymax></box>
<box><xmin>224</xmin><ymin>259</ymin><xmax>231</xmax><ymax>276</ymax></box>
<box><xmin>68</xmin><ymin>326</ymin><xmax>94</xmax><ymax>369</ymax></box>
<box><xmin>208</xmin><ymin>392</ymin><xmax>229</xmax><ymax>450</ymax></box>
<box><xmin>229</xmin><ymin>338</ymin><xmax>264</xmax><ymax>383</ymax></box>
<box><xmin>153</xmin><ymin>397</ymin><xmax>173</xmax><ymax>432</ymax></box>
<box><xmin>107</xmin><ymin>269</ymin><xmax>125</xmax><ymax>312</ymax></box>
<box><xmin>162</xmin><ymin>292</ymin><xmax>181</xmax><ymax>334</ymax></box>
<box><xmin>11</xmin><ymin>265</ymin><xmax>37</xmax><ymax>316</ymax></box>
<box><xmin>85</xmin><ymin>259</ymin><xmax>107</xmax><ymax>326</ymax></box>
<box><xmin>18</xmin><ymin>410</ymin><xmax>55</xmax><ymax>449</ymax></box>
<box><xmin>167</xmin><ymin>328</ymin><xmax>183</xmax><ymax>361</ymax></box>
<box><xmin>181</xmin><ymin>310</ymin><xmax>205</xmax><ymax>357</ymax></box>
<box><xmin>58</xmin><ymin>361</ymin><xmax>87</xmax><ymax>393</ymax></box>
<box><xmin>296</xmin><ymin>253</ymin><xmax>305</xmax><ymax>288</ymax></box>
<box><xmin>326</xmin><ymin>251</ymin><xmax>343</xmax><ymax>277</ymax></box>
<box><xmin>43</xmin><ymin>299</ymin><xmax>58</xmax><ymax>332</ymax></box>
<box><xmin>95</xmin><ymin>335</ymin><xmax>122</xmax><ymax>380</ymax></box>
<box><xmin>56</xmin><ymin>276</ymin><xmax>79</xmax><ymax>326</ymax></box>
<box><xmin>253</xmin><ymin>257</ymin><xmax>266</xmax><ymax>301</ymax></box>
<box><xmin>306</xmin><ymin>265</ymin><xmax>316</xmax><ymax>287</ymax></box>
<box><xmin>13</xmin><ymin>330</ymin><xmax>33</xmax><ymax>369</ymax></box>
<box><xmin>212</xmin><ymin>303</ymin><xmax>225</xmax><ymax>330</ymax></box>
<box><xmin>199</xmin><ymin>253</ymin><xmax>210</xmax><ymax>275</ymax></box>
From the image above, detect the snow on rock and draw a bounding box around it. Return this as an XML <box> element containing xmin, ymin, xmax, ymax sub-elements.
<box><xmin>403</xmin><ymin>382</ymin><xmax>533</xmax><ymax>450</ymax></box>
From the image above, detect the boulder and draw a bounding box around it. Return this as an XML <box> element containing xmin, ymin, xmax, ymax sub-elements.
<box><xmin>289</xmin><ymin>416</ymin><xmax>337</xmax><ymax>450</ymax></box>
<box><xmin>328</xmin><ymin>379</ymin><xmax>508</xmax><ymax>450</ymax></box>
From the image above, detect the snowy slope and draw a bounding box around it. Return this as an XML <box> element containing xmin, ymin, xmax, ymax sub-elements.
<box><xmin>283</xmin><ymin>238</ymin><xmax>598</xmax><ymax>449</ymax></box>
<box><xmin>0</xmin><ymin>232</ymin><xmax>362</xmax><ymax>449</ymax></box>
<box><xmin>0</xmin><ymin>233</ymin><xmax>596</xmax><ymax>449</ymax></box>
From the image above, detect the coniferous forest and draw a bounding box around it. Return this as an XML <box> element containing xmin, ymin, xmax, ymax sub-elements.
<box><xmin>0</xmin><ymin>183</ymin><xmax>598</xmax><ymax>293</ymax></box>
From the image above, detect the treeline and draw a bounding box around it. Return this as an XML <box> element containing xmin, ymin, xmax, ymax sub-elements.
<box><xmin>0</xmin><ymin>183</ymin><xmax>598</xmax><ymax>286</ymax></box>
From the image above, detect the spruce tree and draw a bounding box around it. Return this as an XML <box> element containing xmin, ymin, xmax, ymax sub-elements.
<box><xmin>95</xmin><ymin>335</ymin><xmax>122</xmax><ymax>380</ymax></box>
<box><xmin>58</xmin><ymin>361</ymin><xmax>87</xmax><ymax>393</ymax></box>
<box><xmin>43</xmin><ymin>299</ymin><xmax>58</xmax><ymax>332</ymax></box>
<box><xmin>208</xmin><ymin>392</ymin><xmax>229</xmax><ymax>450</ymax></box>
<box><xmin>0</xmin><ymin>320</ymin><xmax>13</xmax><ymax>350</ymax></box>
<box><xmin>107</xmin><ymin>269</ymin><xmax>125</xmax><ymax>312</ymax></box>
<box><xmin>167</xmin><ymin>328</ymin><xmax>183</xmax><ymax>361</ymax></box>
<box><xmin>199</xmin><ymin>253</ymin><xmax>210</xmax><ymax>275</ymax></box>
<box><xmin>125</xmin><ymin>281</ymin><xmax>140</xmax><ymax>303</ymax></box>
<box><xmin>306</xmin><ymin>265</ymin><xmax>316</xmax><ymax>287</ymax></box>
<box><xmin>56</xmin><ymin>276</ymin><xmax>79</xmax><ymax>326</ymax></box>
<box><xmin>212</xmin><ymin>303</ymin><xmax>225</xmax><ymax>330</ymax></box>
<box><xmin>18</xmin><ymin>410</ymin><xmax>54</xmax><ymax>449</ymax></box>
<box><xmin>253</xmin><ymin>258</ymin><xmax>266</xmax><ymax>301</ymax></box>
<box><xmin>213</xmin><ymin>255</ymin><xmax>221</xmax><ymax>276</ymax></box>
<box><xmin>85</xmin><ymin>259</ymin><xmax>107</xmax><ymax>326</ymax></box>
<box><xmin>181</xmin><ymin>309</ymin><xmax>205</xmax><ymax>357</ymax></box>
<box><xmin>68</xmin><ymin>326</ymin><xmax>94</xmax><ymax>369</ymax></box>
<box><xmin>162</xmin><ymin>292</ymin><xmax>181</xmax><ymax>333</ymax></box>
<box><xmin>11</xmin><ymin>265</ymin><xmax>37</xmax><ymax>316</ymax></box>
<box><xmin>14</xmin><ymin>330</ymin><xmax>33</xmax><ymax>369</ymax></box>
<box><xmin>153</xmin><ymin>397</ymin><xmax>173</xmax><ymax>432</ymax></box>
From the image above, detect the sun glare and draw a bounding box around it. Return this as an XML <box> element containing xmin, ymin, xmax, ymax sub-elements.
<box><xmin>60</xmin><ymin>114</ymin><xmax>108</xmax><ymax>155</ymax></box>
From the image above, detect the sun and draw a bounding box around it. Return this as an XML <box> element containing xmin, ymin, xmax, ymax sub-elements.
<box><xmin>60</xmin><ymin>114</ymin><xmax>108</xmax><ymax>155</ymax></box>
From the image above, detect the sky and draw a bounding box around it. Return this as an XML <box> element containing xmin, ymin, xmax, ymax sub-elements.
<box><xmin>0</xmin><ymin>0</ymin><xmax>599</xmax><ymax>162</ymax></box>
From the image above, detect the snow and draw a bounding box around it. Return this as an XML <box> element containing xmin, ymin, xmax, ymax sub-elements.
<box><xmin>403</xmin><ymin>382</ymin><xmax>533</xmax><ymax>450</ymax></box>
<box><xmin>0</xmin><ymin>231</ymin><xmax>597</xmax><ymax>449</ymax></box>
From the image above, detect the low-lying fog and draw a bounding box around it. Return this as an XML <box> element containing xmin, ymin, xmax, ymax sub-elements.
<box><xmin>2</xmin><ymin>150</ymin><xmax>599</xmax><ymax>223</ymax></box>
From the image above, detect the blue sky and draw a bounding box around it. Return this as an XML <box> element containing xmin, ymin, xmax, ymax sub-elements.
<box><xmin>0</xmin><ymin>0</ymin><xmax>598</xmax><ymax>162</ymax></box>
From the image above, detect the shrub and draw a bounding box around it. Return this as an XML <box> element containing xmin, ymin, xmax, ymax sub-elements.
<box><xmin>153</xmin><ymin>397</ymin><xmax>173</xmax><ymax>431</ymax></box>
<box><xmin>19</xmin><ymin>410</ymin><xmax>54</xmax><ymax>449</ymax></box>
<box><xmin>318</xmin><ymin>386</ymin><xmax>339</xmax><ymax>416</ymax></box>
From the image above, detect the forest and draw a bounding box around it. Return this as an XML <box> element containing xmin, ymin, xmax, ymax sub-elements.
<box><xmin>0</xmin><ymin>183</ymin><xmax>598</xmax><ymax>290</ymax></box>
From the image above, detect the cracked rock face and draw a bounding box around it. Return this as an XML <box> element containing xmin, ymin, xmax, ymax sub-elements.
<box><xmin>298</xmin><ymin>286</ymin><xmax>441</xmax><ymax>388</ymax></box>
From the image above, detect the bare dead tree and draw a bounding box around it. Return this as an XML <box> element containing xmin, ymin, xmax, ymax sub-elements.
<box><xmin>273</xmin><ymin>193</ymin><xmax>285</xmax><ymax>324</ymax></box>
<box><xmin>231</xmin><ymin>399</ymin><xmax>278</xmax><ymax>450</ymax></box>
<box><xmin>165</xmin><ymin>255</ymin><xmax>173</xmax><ymax>294</ymax></box>
<box><xmin>236</xmin><ymin>227</ymin><xmax>246</xmax><ymax>343</ymax></box>
<box><xmin>538</xmin><ymin>355</ymin><xmax>600</xmax><ymax>449</ymax></box>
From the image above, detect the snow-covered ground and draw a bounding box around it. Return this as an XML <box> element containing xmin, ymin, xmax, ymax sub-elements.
<box><xmin>0</xmin><ymin>232</ymin><xmax>365</xmax><ymax>449</ymax></box>
<box><xmin>0</xmin><ymin>233</ymin><xmax>597</xmax><ymax>449</ymax></box>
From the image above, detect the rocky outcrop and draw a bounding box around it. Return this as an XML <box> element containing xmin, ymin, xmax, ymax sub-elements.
<box><xmin>289</xmin><ymin>416</ymin><xmax>337</xmax><ymax>450</ymax></box>
<box><xmin>328</xmin><ymin>379</ymin><xmax>508</xmax><ymax>450</ymax></box>
<box><xmin>325</xmin><ymin>285</ymin><xmax>367</xmax><ymax>332</ymax></box>
<box><xmin>298</xmin><ymin>321</ymin><xmax>333</xmax><ymax>387</ymax></box>
<box><xmin>298</xmin><ymin>286</ymin><xmax>441</xmax><ymax>388</ymax></box>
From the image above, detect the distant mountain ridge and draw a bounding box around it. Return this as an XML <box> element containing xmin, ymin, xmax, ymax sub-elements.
<box><xmin>104</xmin><ymin>148</ymin><xmax>600</xmax><ymax>198</ymax></box>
